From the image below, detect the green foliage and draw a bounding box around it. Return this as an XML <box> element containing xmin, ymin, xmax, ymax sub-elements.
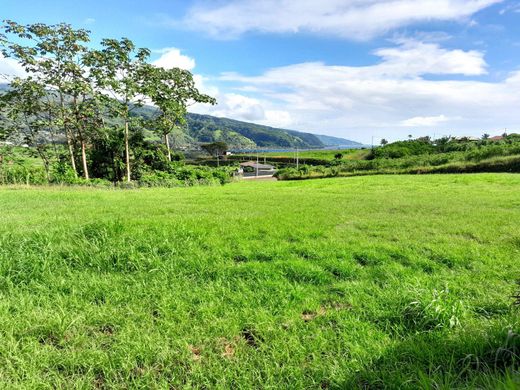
<box><xmin>371</xmin><ymin>139</ymin><xmax>436</xmax><ymax>159</ymax></box>
<box><xmin>139</xmin><ymin>165</ymin><xmax>233</xmax><ymax>187</ymax></box>
<box><xmin>0</xmin><ymin>20</ymin><xmax>217</xmax><ymax>185</ymax></box>
<box><xmin>276</xmin><ymin>136</ymin><xmax>520</xmax><ymax>180</ymax></box>
<box><xmin>200</xmin><ymin>141</ymin><xmax>228</xmax><ymax>157</ymax></box>
<box><xmin>186</xmin><ymin>113</ymin><xmax>324</xmax><ymax>148</ymax></box>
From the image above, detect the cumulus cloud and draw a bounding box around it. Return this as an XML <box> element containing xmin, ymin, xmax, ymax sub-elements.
<box><xmin>191</xmin><ymin>90</ymin><xmax>294</xmax><ymax>128</ymax></box>
<box><xmin>216</xmin><ymin>40</ymin><xmax>520</xmax><ymax>141</ymax></box>
<box><xmin>210</xmin><ymin>93</ymin><xmax>266</xmax><ymax>121</ymax></box>
<box><xmin>152</xmin><ymin>48</ymin><xmax>196</xmax><ymax>71</ymax></box>
<box><xmin>176</xmin><ymin>0</ymin><xmax>502</xmax><ymax>39</ymax></box>
<box><xmin>374</xmin><ymin>39</ymin><xmax>487</xmax><ymax>76</ymax></box>
<box><xmin>401</xmin><ymin>115</ymin><xmax>452</xmax><ymax>127</ymax></box>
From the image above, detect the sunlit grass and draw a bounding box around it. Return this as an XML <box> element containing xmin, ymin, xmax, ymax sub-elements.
<box><xmin>0</xmin><ymin>174</ymin><xmax>518</xmax><ymax>388</ymax></box>
<box><xmin>234</xmin><ymin>148</ymin><xmax>369</xmax><ymax>161</ymax></box>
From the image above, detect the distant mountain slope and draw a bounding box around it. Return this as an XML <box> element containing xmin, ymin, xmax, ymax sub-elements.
<box><xmin>186</xmin><ymin>113</ymin><xmax>322</xmax><ymax>148</ymax></box>
<box><xmin>185</xmin><ymin>113</ymin><xmax>360</xmax><ymax>149</ymax></box>
<box><xmin>0</xmin><ymin>84</ymin><xmax>361</xmax><ymax>149</ymax></box>
<box><xmin>315</xmin><ymin>133</ymin><xmax>362</xmax><ymax>147</ymax></box>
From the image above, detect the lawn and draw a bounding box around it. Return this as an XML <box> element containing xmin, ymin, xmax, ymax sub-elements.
<box><xmin>0</xmin><ymin>174</ymin><xmax>519</xmax><ymax>388</ymax></box>
<box><xmin>233</xmin><ymin>148</ymin><xmax>369</xmax><ymax>162</ymax></box>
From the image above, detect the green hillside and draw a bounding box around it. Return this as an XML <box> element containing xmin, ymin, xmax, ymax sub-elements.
<box><xmin>134</xmin><ymin>104</ymin><xmax>360</xmax><ymax>149</ymax></box>
<box><xmin>1</xmin><ymin>84</ymin><xmax>360</xmax><ymax>150</ymax></box>
<box><xmin>186</xmin><ymin>113</ymin><xmax>344</xmax><ymax>149</ymax></box>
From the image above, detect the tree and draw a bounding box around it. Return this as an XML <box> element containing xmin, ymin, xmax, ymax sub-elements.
<box><xmin>143</xmin><ymin>65</ymin><xmax>216</xmax><ymax>161</ymax></box>
<box><xmin>85</xmin><ymin>38</ymin><xmax>151</xmax><ymax>182</ymax></box>
<box><xmin>1</xmin><ymin>21</ymin><xmax>95</xmax><ymax>177</ymax></box>
<box><xmin>1</xmin><ymin>20</ymin><xmax>218</xmax><ymax>184</ymax></box>
<box><xmin>0</xmin><ymin>77</ymin><xmax>54</xmax><ymax>180</ymax></box>
<box><xmin>201</xmin><ymin>142</ymin><xmax>227</xmax><ymax>158</ymax></box>
<box><xmin>380</xmin><ymin>138</ymin><xmax>388</xmax><ymax>146</ymax></box>
<box><xmin>1</xmin><ymin>21</ymin><xmax>98</xmax><ymax>178</ymax></box>
<box><xmin>334</xmin><ymin>153</ymin><xmax>343</xmax><ymax>160</ymax></box>
<box><xmin>482</xmin><ymin>133</ymin><xmax>490</xmax><ymax>140</ymax></box>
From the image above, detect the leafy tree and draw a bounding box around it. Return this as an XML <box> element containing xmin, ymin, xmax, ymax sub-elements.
<box><xmin>380</xmin><ymin>139</ymin><xmax>388</xmax><ymax>146</ymax></box>
<box><xmin>201</xmin><ymin>142</ymin><xmax>228</xmax><ymax>158</ymax></box>
<box><xmin>142</xmin><ymin>65</ymin><xmax>216</xmax><ymax>161</ymax></box>
<box><xmin>334</xmin><ymin>153</ymin><xmax>343</xmax><ymax>160</ymax></box>
<box><xmin>85</xmin><ymin>38</ymin><xmax>151</xmax><ymax>182</ymax></box>
<box><xmin>0</xmin><ymin>20</ymin><xmax>218</xmax><ymax>185</ymax></box>
<box><xmin>1</xmin><ymin>20</ymin><xmax>92</xmax><ymax>177</ymax></box>
<box><xmin>482</xmin><ymin>133</ymin><xmax>490</xmax><ymax>140</ymax></box>
<box><xmin>0</xmin><ymin>78</ymin><xmax>54</xmax><ymax>179</ymax></box>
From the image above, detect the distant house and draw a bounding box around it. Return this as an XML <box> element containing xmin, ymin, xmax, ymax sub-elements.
<box><xmin>239</xmin><ymin>161</ymin><xmax>276</xmax><ymax>178</ymax></box>
<box><xmin>489</xmin><ymin>136</ymin><xmax>504</xmax><ymax>141</ymax></box>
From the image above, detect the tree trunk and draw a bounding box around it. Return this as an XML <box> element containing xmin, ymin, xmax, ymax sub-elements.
<box><xmin>164</xmin><ymin>133</ymin><xmax>172</xmax><ymax>162</ymax></box>
<box><xmin>81</xmin><ymin>139</ymin><xmax>89</xmax><ymax>180</ymax></box>
<box><xmin>66</xmin><ymin>129</ymin><xmax>77</xmax><ymax>176</ymax></box>
<box><xmin>60</xmin><ymin>91</ymin><xmax>77</xmax><ymax>177</ymax></box>
<box><xmin>125</xmin><ymin>120</ymin><xmax>131</xmax><ymax>182</ymax></box>
<box><xmin>36</xmin><ymin>146</ymin><xmax>51</xmax><ymax>183</ymax></box>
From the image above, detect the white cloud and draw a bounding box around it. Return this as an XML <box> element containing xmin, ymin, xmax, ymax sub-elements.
<box><xmin>83</xmin><ymin>18</ymin><xmax>96</xmax><ymax>25</ymax></box>
<box><xmin>192</xmin><ymin>90</ymin><xmax>294</xmax><ymax>128</ymax></box>
<box><xmin>214</xmin><ymin>40</ymin><xmax>520</xmax><ymax>142</ymax></box>
<box><xmin>499</xmin><ymin>1</ymin><xmax>520</xmax><ymax>14</ymax></box>
<box><xmin>0</xmin><ymin>53</ymin><xmax>26</xmax><ymax>79</ymax></box>
<box><xmin>177</xmin><ymin>0</ymin><xmax>502</xmax><ymax>40</ymax></box>
<box><xmin>401</xmin><ymin>115</ymin><xmax>451</xmax><ymax>127</ymax></box>
<box><xmin>152</xmin><ymin>48</ymin><xmax>196</xmax><ymax>71</ymax></box>
<box><xmin>211</xmin><ymin>93</ymin><xmax>266</xmax><ymax>121</ymax></box>
<box><xmin>374</xmin><ymin>39</ymin><xmax>487</xmax><ymax>76</ymax></box>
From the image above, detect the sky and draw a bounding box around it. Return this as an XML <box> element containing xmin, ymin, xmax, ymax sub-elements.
<box><xmin>2</xmin><ymin>0</ymin><xmax>520</xmax><ymax>143</ymax></box>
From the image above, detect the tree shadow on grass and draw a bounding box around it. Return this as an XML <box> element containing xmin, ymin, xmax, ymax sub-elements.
<box><xmin>338</xmin><ymin>324</ymin><xmax>519</xmax><ymax>389</ymax></box>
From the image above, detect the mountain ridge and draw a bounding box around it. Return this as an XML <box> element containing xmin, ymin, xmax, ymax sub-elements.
<box><xmin>0</xmin><ymin>83</ymin><xmax>362</xmax><ymax>149</ymax></box>
<box><xmin>184</xmin><ymin>112</ymin><xmax>361</xmax><ymax>149</ymax></box>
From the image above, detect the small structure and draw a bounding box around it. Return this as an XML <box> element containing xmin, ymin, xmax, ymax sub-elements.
<box><xmin>489</xmin><ymin>135</ymin><xmax>504</xmax><ymax>141</ymax></box>
<box><xmin>239</xmin><ymin>161</ymin><xmax>276</xmax><ymax>178</ymax></box>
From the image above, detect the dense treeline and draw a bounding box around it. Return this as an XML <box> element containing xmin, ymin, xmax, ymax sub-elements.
<box><xmin>275</xmin><ymin>135</ymin><xmax>520</xmax><ymax>180</ymax></box>
<box><xmin>0</xmin><ymin>20</ymin><xmax>219</xmax><ymax>185</ymax></box>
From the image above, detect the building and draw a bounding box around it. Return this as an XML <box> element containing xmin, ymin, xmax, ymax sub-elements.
<box><xmin>239</xmin><ymin>161</ymin><xmax>276</xmax><ymax>178</ymax></box>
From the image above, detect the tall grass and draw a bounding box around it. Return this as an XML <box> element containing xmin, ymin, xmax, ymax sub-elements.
<box><xmin>0</xmin><ymin>174</ymin><xmax>518</xmax><ymax>387</ymax></box>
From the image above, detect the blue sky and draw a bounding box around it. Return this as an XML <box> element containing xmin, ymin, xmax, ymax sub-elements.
<box><xmin>2</xmin><ymin>0</ymin><xmax>520</xmax><ymax>143</ymax></box>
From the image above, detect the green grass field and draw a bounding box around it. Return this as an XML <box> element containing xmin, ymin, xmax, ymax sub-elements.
<box><xmin>234</xmin><ymin>148</ymin><xmax>369</xmax><ymax>162</ymax></box>
<box><xmin>1</xmin><ymin>174</ymin><xmax>519</xmax><ymax>388</ymax></box>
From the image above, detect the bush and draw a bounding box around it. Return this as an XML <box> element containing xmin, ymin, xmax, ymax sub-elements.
<box><xmin>139</xmin><ymin>166</ymin><xmax>233</xmax><ymax>187</ymax></box>
<box><xmin>50</xmin><ymin>161</ymin><xmax>78</xmax><ymax>184</ymax></box>
<box><xmin>0</xmin><ymin>164</ymin><xmax>47</xmax><ymax>185</ymax></box>
<box><xmin>139</xmin><ymin>171</ymin><xmax>183</xmax><ymax>188</ymax></box>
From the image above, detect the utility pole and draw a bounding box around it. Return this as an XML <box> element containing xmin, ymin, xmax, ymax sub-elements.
<box><xmin>256</xmin><ymin>150</ymin><xmax>259</xmax><ymax>177</ymax></box>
